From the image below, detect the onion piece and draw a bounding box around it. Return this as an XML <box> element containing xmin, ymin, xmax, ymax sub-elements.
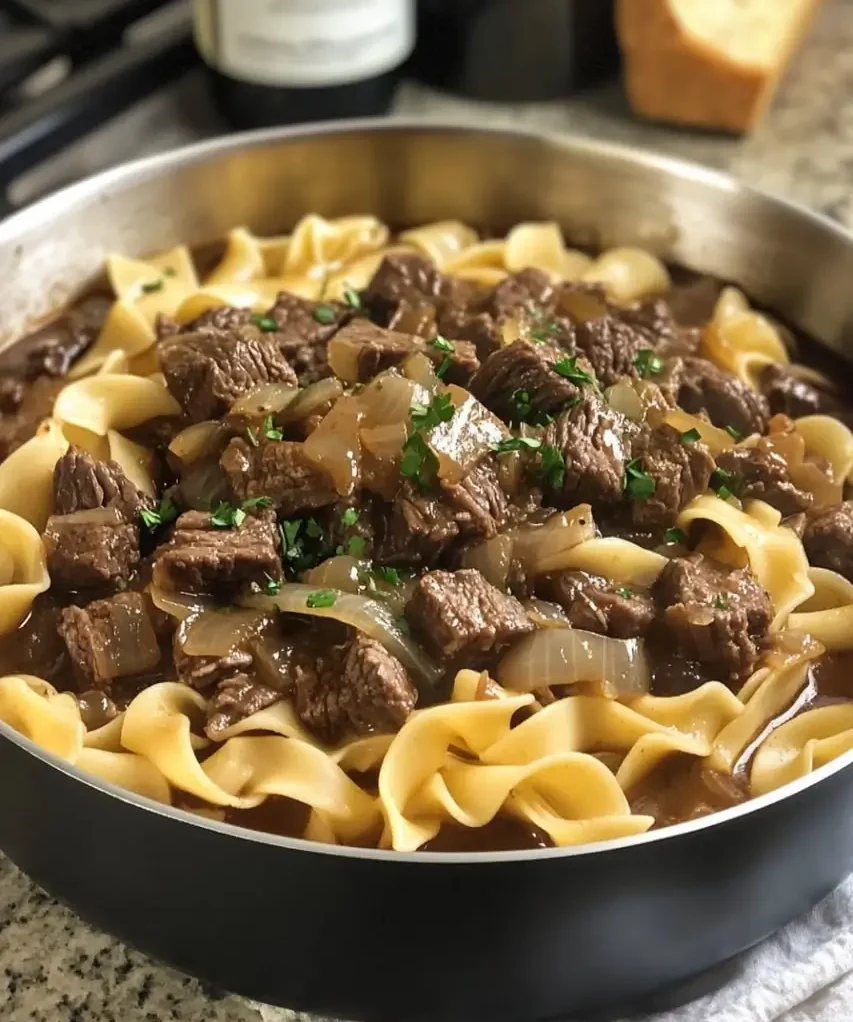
<box><xmin>240</xmin><ymin>585</ymin><xmax>442</xmax><ymax>691</ymax></box>
<box><xmin>361</xmin><ymin>422</ymin><xmax>407</xmax><ymax>464</ymax></box>
<box><xmin>181</xmin><ymin>608</ymin><xmax>268</xmax><ymax>657</ymax></box>
<box><xmin>661</xmin><ymin>407</ymin><xmax>735</xmax><ymax>454</ymax></box>
<box><xmin>303</xmin><ymin>395</ymin><xmax>363</xmax><ymax>496</ymax></box>
<box><xmin>512</xmin><ymin>505</ymin><xmax>596</xmax><ymax>575</ymax></box>
<box><xmin>282</xmin><ymin>377</ymin><xmax>343</xmax><ymax>423</ymax></box>
<box><xmin>328</xmin><ymin>331</ymin><xmax>363</xmax><ymax>383</ymax></box>
<box><xmin>402</xmin><ymin>352</ymin><xmax>440</xmax><ymax>394</ymax></box>
<box><xmin>497</xmin><ymin>627</ymin><xmax>651</xmax><ymax>696</ymax></box>
<box><xmin>358</xmin><ymin>370</ymin><xmax>417</xmax><ymax>428</ymax></box>
<box><xmin>230</xmin><ymin>382</ymin><xmax>299</xmax><ymax>418</ymax></box>
<box><xmin>91</xmin><ymin>597</ymin><xmax>162</xmax><ymax>681</ymax></box>
<box><xmin>522</xmin><ymin>599</ymin><xmax>573</xmax><ymax>630</ymax></box>
<box><xmin>150</xmin><ymin>586</ymin><xmax>216</xmax><ymax>621</ymax></box>
<box><xmin>428</xmin><ymin>385</ymin><xmax>509</xmax><ymax>485</ymax></box>
<box><xmin>605</xmin><ymin>379</ymin><xmax>644</xmax><ymax>422</ymax></box>
<box><xmin>303</xmin><ymin>555</ymin><xmax>364</xmax><ymax>593</ymax></box>
<box><xmin>179</xmin><ymin>459</ymin><xmax>231</xmax><ymax>511</ymax></box>
<box><xmin>169</xmin><ymin>421</ymin><xmax>230</xmax><ymax>465</ymax></box>
<box><xmin>461</xmin><ymin>534</ymin><xmax>514</xmax><ymax>590</ymax></box>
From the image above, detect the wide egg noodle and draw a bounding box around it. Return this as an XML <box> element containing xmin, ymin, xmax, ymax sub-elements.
<box><xmin>678</xmin><ymin>495</ymin><xmax>814</xmax><ymax>627</ymax></box>
<box><xmin>555</xmin><ymin>536</ymin><xmax>669</xmax><ymax>586</ymax></box>
<box><xmin>702</xmin><ymin>286</ymin><xmax>789</xmax><ymax>389</ymax></box>
<box><xmin>503</xmin><ymin>222</ymin><xmax>593</xmax><ymax>280</ymax></box>
<box><xmin>0</xmin><ymin>418</ymin><xmax>68</xmax><ymax>530</ymax></box>
<box><xmin>399</xmin><ymin>221</ymin><xmax>479</xmax><ymax>266</ymax></box>
<box><xmin>0</xmin><ymin>510</ymin><xmax>50</xmax><ymax>633</ymax></box>
<box><xmin>789</xmin><ymin>567</ymin><xmax>853</xmax><ymax>651</ymax></box>
<box><xmin>581</xmin><ymin>246</ymin><xmax>671</xmax><ymax>304</ymax></box>
<box><xmin>0</xmin><ymin>675</ymin><xmax>84</xmax><ymax>760</ymax></box>
<box><xmin>794</xmin><ymin>415</ymin><xmax>853</xmax><ymax>485</ymax></box>
<box><xmin>751</xmin><ymin>704</ymin><xmax>853</xmax><ymax>796</ymax></box>
<box><xmin>53</xmin><ymin>373</ymin><xmax>181</xmax><ymax>435</ymax></box>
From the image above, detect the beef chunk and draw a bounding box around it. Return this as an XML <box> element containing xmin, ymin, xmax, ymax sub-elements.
<box><xmin>294</xmin><ymin>633</ymin><xmax>416</xmax><ymax>743</ymax></box>
<box><xmin>374</xmin><ymin>482</ymin><xmax>460</xmax><ymax>567</ymax></box>
<box><xmin>153</xmin><ymin>509</ymin><xmax>282</xmax><ymax>595</ymax></box>
<box><xmin>629</xmin><ymin>424</ymin><xmax>715</xmax><ymax>529</ymax></box>
<box><xmin>59</xmin><ymin>592</ymin><xmax>162</xmax><ymax>691</ymax></box>
<box><xmin>330</xmin><ymin>319</ymin><xmax>419</xmax><ymax>381</ymax></box>
<box><xmin>221</xmin><ymin>437</ymin><xmax>338</xmax><ymax>516</ymax></box>
<box><xmin>0</xmin><ymin>376</ymin><xmax>63</xmax><ymax>462</ymax></box>
<box><xmin>618</xmin><ymin>298</ymin><xmax>702</xmax><ymax>356</ymax></box>
<box><xmin>759</xmin><ymin>363</ymin><xmax>839</xmax><ymax>419</ymax></box>
<box><xmin>469</xmin><ymin>340</ymin><xmax>590</xmax><ymax>422</ymax></box>
<box><xmin>406</xmin><ymin>568</ymin><xmax>533</xmax><ymax>659</ymax></box>
<box><xmin>174</xmin><ymin>638</ymin><xmax>254</xmax><ymax>692</ymax></box>
<box><xmin>715</xmin><ymin>440</ymin><xmax>813</xmax><ymax>516</ymax></box>
<box><xmin>676</xmin><ymin>356</ymin><xmax>769</xmax><ymax>437</ymax></box>
<box><xmin>653</xmin><ymin>553</ymin><xmax>772</xmax><ymax>680</ymax></box>
<box><xmin>364</xmin><ymin>253</ymin><xmax>449</xmax><ymax>323</ymax></box>
<box><xmin>159</xmin><ymin>326</ymin><xmax>297</xmax><ymax>421</ymax></box>
<box><xmin>19</xmin><ymin>296</ymin><xmax>108</xmax><ymax>378</ymax></box>
<box><xmin>267</xmin><ymin>292</ymin><xmax>349</xmax><ymax>384</ymax></box>
<box><xmin>543</xmin><ymin>391</ymin><xmax>634</xmax><ymax>506</ymax></box>
<box><xmin>183</xmin><ymin>305</ymin><xmax>253</xmax><ymax>334</ymax></box>
<box><xmin>803</xmin><ymin>501</ymin><xmax>853</xmax><ymax>581</ymax></box>
<box><xmin>443</xmin><ymin>458</ymin><xmax>515</xmax><ymax>539</ymax></box>
<box><xmin>483</xmin><ymin>269</ymin><xmax>556</xmax><ymax>320</ymax></box>
<box><xmin>53</xmin><ymin>445</ymin><xmax>151</xmax><ymax>519</ymax></box>
<box><xmin>539</xmin><ymin>571</ymin><xmax>656</xmax><ymax>639</ymax></box>
<box><xmin>206</xmin><ymin>674</ymin><xmax>280</xmax><ymax>739</ymax></box>
<box><xmin>574</xmin><ymin>317</ymin><xmax>648</xmax><ymax>388</ymax></box>
<box><xmin>43</xmin><ymin>514</ymin><xmax>139</xmax><ymax>591</ymax></box>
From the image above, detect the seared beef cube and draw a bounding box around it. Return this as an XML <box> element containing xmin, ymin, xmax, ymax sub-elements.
<box><xmin>716</xmin><ymin>440</ymin><xmax>813</xmax><ymax>516</ymax></box>
<box><xmin>53</xmin><ymin>445</ymin><xmax>151</xmax><ymax>520</ymax></box>
<box><xmin>374</xmin><ymin>482</ymin><xmax>460</xmax><ymax>567</ymax></box>
<box><xmin>544</xmin><ymin>392</ymin><xmax>634</xmax><ymax>506</ymax></box>
<box><xmin>330</xmin><ymin>319</ymin><xmax>419</xmax><ymax>381</ymax></box>
<box><xmin>155</xmin><ymin>313</ymin><xmax>182</xmax><ymax>340</ymax></box>
<box><xmin>295</xmin><ymin>633</ymin><xmax>417</xmax><ymax>743</ymax></box>
<box><xmin>220</xmin><ymin>437</ymin><xmax>338</xmax><ymax>516</ymax></box>
<box><xmin>618</xmin><ymin>297</ymin><xmax>702</xmax><ymax>356</ymax></box>
<box><xmin>676</xmin><ymin>356</ymin><xmax>768</xmax><ymax>437</ymax></box>
<box><xmin>759</xmin><ymin>363</ymin><xmax>839</xmax><ymax>419</ymax></box>
<box><xmin>364</xmin><ymin>253</ymin><xmax>448</xmax><ymax>323</ymax></box>
<box><xmin>406</xmin><ymin>568</ymin><xmax>533</xmax><ymax>659</ymax></box>
<box><xmin>153</xmin><ymin>509</ymin><xmax>282</xmax><ymax>595</ymax></box>
<box><xmin>469</xmin><ymin>340</ymin><xmax>590</xmax><ymax>422</ymax></box>
<box><xmin>59</xmin><ymin>592</ymin><xmax>162</xmax><ymax>691</ymax></box>
<box><xmin>653</xmin><ymin>553</ymin><xmax>772</xmax><ymax>680</ymax></box>
<box><xmin>539</xmin><ymin>571</ymin><xmax>656</xmax><ymax>639</ymax></box>
<box><xmin>574</xmin><ymin>317</ymin><xmax>649</xmax><ymax>388</ymax></box>
<box><xmin>183</xmin><ymin>305</ymin><xmax>253</xmax><ymax>333</ymax></box>
<box><xmin>21</xmin><ymin>296</ymin><xmax>107</xmax><ymax>378</ymax></box>
<box><xmin>804</xmin><ymin>501</ymin><xmax>853</xmax><ymax>581</ymax></box>
<box><xmin>159</xmin><ymin>326</ymin><xmax>297</xmax><ymax>421</ymax></box>
<box><xmin>421</xmin><ymin>336</ymin><xmax>480</xmax><ymax>386</ymax></box>
<box><xmin>174</xmin><ymin>636</ymin><xmax>254</xmax><ymax>692</ymax></box>
<box><xmin>482</xmin><ymin>269</ymin><xmax>555</xmax><ymax>320</ymax></box>
<box><xmin>267</xmin><ymin>292</ymin><xmax>349</xmax><ymax>384</ymax></box>
<box><xmin>629</xmin><ymin>423</ymin><xmax>715</xmax><ymax>529</ymax></box>
<box><xmin>206</xmin><ymin>674</ymin><xmax>280</xmax><ymax>739</ymax></box>
<box><xmin>43</xmin><ymin>514</ymin><xmax>139</xmax><ymax>591</ymax></box>
<box><xmin>443</xmin><ymin>458</ymin><xmax>514</xmax><ymax>539</ymax></box>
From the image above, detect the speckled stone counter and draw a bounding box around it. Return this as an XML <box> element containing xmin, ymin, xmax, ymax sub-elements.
<box><xmin>2</xmin><ymin>1</ymin><xmax>853</xmax><ymax>1019</ymax></box>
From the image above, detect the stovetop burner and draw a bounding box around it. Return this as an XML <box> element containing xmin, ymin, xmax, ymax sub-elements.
<box><xmin>0</xmin><ymin>0</ymin><xmax>197</xmax><ymax>213</ymax></box>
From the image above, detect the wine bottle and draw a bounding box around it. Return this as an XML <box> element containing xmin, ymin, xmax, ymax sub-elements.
<box><xmin>193</xmin><ymin>0</ymin><xmax>415</xmax><ymax>129</ymax></box>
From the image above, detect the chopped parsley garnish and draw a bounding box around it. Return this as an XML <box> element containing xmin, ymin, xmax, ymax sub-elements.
<box><xmin>493</xmin><ymin>436</ymin><xmax>543</xmax><ymax>455</ymax></box>
<box><xmin>246</xmin><ymin>426</ymin><xmax>259</xmax><ymax>447</ymax></box>
<box><xmin>633</xmin><ymin>349</ymin><xmax>664</xmax><ymax>378</ymax></box>
<box><xmin>616</xmin><ymin>586</ymin><xmax>633</xmax><ymax>599</ymax></box>
<box><xmin>725</xmin><ymin>425</ymin><xmax>742</xmax><ymax>441</ymax></box>
<box><xmin>305</xmin><ymin>517</ymin><xmax>324</xmax><ymax>539</ymax></box>
<box><xmin>664</xmin><ymin>527</ymin><xmax>687</xmax><ymax>545</ymax></box>
<box><xmin>715</xmin><ymin>594</ymin><xmax>730</xmax><ymax>610</ymax></box>
<box><xmin>680</xmin><ymin>427</ymin><xmax>702</xmax><ymax>445</ymax></box>
<box><xmin>262</xmin><ymin>414</ymin><xmax>283</xmax><ymax>441</ymax></box>
<box><xmin>342</xmin><ymin>286</ymin><xmax>361</xmax><ymax>309</ymax></box>
<box><xmin>313</xmin><ymin>304</ymin><xmax>336</xmax><ymax>325</ymax></box>
<box><xmin>538</xmin><ymin>444</ymin><xmax>566</xmax><ymax>490</ymax></box>
<box><xmin>250</xmin><ymin>314</ymin><xmax>279</xmax><ymax>332</ymax></box>
<box><xmin>430</xmin><ymin>335</ymin><xmax>455</xmax><ymax>354</ymax></box>
<box><xmin>623</xmin><ymin>458</ymin><xmax>656</xmax><ymax>501</ymax></box>
<box><xmin>410</xmin><ymin>393</ymin><xmax>455</xmax><ymax>431</ymax></box>
<box><xmin>347</xmin><ymin>535</ymin><xmax>367</xmax><ymax>558</ymax></box>
<box><xmin>341</xmin><ymin>507</ymin><xmax>360</xmax><ymax>526</ymax></box>
<box><xmin>163</xmin><ymin>266</ymin><xmax>176</xmax><ymax>277</ymax></box>
<box><xmin>711</xmin><ymin>467</ymin><xmax>741</xmax><ymax>501</ymax></box>
<box><xmin>511</xmin><ymin>388</ymin><xmax>532</xmax><ymax>420</ymax></box>
<box><xmin>400</xmin><ymin>432</ymin><xmax>439</xmax><ymax>491</ymax></box>
<box><xmin>373</xmin><ymin>565</ymin><xmax>404</xmax><ymax>586</ymax></box>
<box><xmin>279</xmin><ymin>517</ymin><xmax>329</xmax><ymax>578</ymax></box>
<box><xmin>553</xmin><ymin>356</ymin><xmax>595</xmax><ymax>386</ymax></box>
<box><xmin>141</xmin><ymin>279</ymin><xmax>163</xmax><ymax>294</ymax></box>
<box><xmin>251</xmin><ymin>572</ymin><xmax>281</xmax><ymax>596</ymax></box>
<box><xmin>139</xmin><ymin>495</ymin><xmax>179</xmax><ymax>530</ymax></box>
<box><xmin>211</xmin><ymin>496</ymin><xmax>272</xmax><ymax>529</ymax></box>
<box><xmin>435</xmin><ymin>356</ymin><xmax>452</xmax><ymax>379</ymax></box>
<box><xmin>306</xmin><ymin>589</ymin><xmax>337</xmax><ymax>609</ymax></box>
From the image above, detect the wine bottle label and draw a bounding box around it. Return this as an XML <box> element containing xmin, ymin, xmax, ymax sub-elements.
<box><xmin>194</xmin><ymin>0</ymin><xmax>414</xmax><ymax>87</ymax></box>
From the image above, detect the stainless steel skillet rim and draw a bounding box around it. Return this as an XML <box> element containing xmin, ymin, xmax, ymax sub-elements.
<box><xmin>0</xmin><ymin>117</ymin><xmax>850</xmax><ymax>864</ymax></box>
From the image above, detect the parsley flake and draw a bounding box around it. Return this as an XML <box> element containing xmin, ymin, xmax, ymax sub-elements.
<box><xmin>553</xmin><ymin>356</ymin><xmax>595</xmax><ymax>386</ymax></box>
<box><xmin>305</xmin><ymin>518</ymin><xmax>324</xmax><ymax>539</ymax></box>
<box><xmin>715</xmin><ymin>594</ymin><xmax>730</xmax><ymax>610</ymax></box>
<box><xmin>242</xmin><ymin>496</ymin><xmax>273</xmax><ymax>510</ymax></box>
<box><xmin>211</xmin><ymin>496</ymin><xmax>271</xmax><ymax>529</ymax></box>
<box><xmin>139</xmin><ymin>495</ymin><xmax>179</xmax><ymax>530</ymax></box>
<box><xmin>279</xmin><ymin>518</ymin><xmax>328</xmax><ymax>578</ymax></box>
<box><xmin>342</xmin><ymin>287</ymin><xmax>361</xmax><ymax>309</ymax></box>
<box><xmin>435</xmin><ymin>355</ymin><xmax>452</xmax><ymax>379</ymax></box>
<box><xmin>664</xmin><ymin>527</ymin><xmax>687</xmax><ymax>545</ymax></box>
<box><xmin>410</xmin><ymin>393</ymin><xmax>455</xmax><ymax>431</ymax></box>
<box><xmin>373</xmin><ymin>565</ymin><xmax>403</xmax><ymax>586</ymax></box>
<box><xmin>680</xmin><ymin>428</ymin><xmax>702</xmax><ymax>445</ymax></box>
<box><xmin>163</xmin><ymin>266</ymin><xmax>177</xmax><ymax>277</ymax></box>
<box><xmin>400</xmin><ymin>432</ymin><xmax>439</xmax><ymax>491</ymax></box>
<box><xmin>430</xmin><ymin>335</ymin><xmax>455</xmax><ymax>354</ymax></box>
<box><xmin>255</xmin><ymin>573</ymin><xmax>281</xmax><ymax>596</ymax></box>
<box><xmin>624</xmin><ymin>458</ymin><xmax>656</xmax><ymax>501</ymax></box>
<box><xmin>307</xmin><ymin>589</ymin><xmax>337</xmax><ymax>609</ymax></box>
<box><xmin>711</xmin><ymin>467</ymin><xmax>741</xmax><ymax>500</ymax></box>
<box><xmin>250</xmin><ymin>314</ymin><xmax>279</xmax><ymax>332</ymax></box>
<box><xmin>493</xmin><ymin>436</ymin><xmax>543</xmax><ymax>455</ymax></box>
<box><xmin>262</xmin><ymin>414</ymin><xmax>283</xmax><ymax>441</ymax></box>
<box><xmin>341</xmin><ymin>507</ymin><xmax>360</xmax><ymax>526</ymax></box>
<box><xmin>510</xmin><ymin>389</ymin><xmax>532</xmax><ymax>419</ymax></box>
<box><xmin>616</xmin><ymin>586</ymin><xmax>633</xmax><ymax>599</ymax></box>
<box><xmin>633</xmin><ymin>349</ymin><xmax>664</xmax><ymax>378</ymax></box>
<box><xmin>141</xmin><ymin>279</ymin><xmax>163</xmax><ymax>294</ymax></box>
<box><xmin>313</xmin><ymin>304</ymin><xmax>336</xmax><ymax>325</ymax></box>
<box><xmin>347</xmin><ymin>535</ymin><xmax>367</xmax><ymax>557</ymax></box>
<box><xmin>725</xmin><ymin>425</ymin><xmax>742</xmax><ymax>441</ymax></box>
<box><xmin>538</xmin><ymin>444</ymin><xmax>566</xmax><ymax>490</ymax></box>
<box><xmin>246</xmin><ymin>426</ymin><xmax>259</xmax><ymax>448</ymax></box>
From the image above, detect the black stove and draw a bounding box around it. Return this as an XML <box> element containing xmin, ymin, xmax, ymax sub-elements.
<box><xmin>0</xmin><ymin>0</ymin><xmax>198</xmax><ymax>213</ymax></box>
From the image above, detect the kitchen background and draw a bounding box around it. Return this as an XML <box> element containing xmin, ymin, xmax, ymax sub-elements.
<box><xmin>0</xmin><ymin>0</ymin><xmax>852</xmax><ymax>1019</ymax></box>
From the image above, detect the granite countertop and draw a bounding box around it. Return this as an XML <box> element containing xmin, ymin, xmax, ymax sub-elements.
<box><xmin>2</xmin><ymin>1</ymin><xmax>853</xmax><ymax>1019</ymax></box>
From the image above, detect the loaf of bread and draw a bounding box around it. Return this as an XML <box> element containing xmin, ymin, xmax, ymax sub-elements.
<box><xmin>616</xmin><ymin>0</ymin><xmax>823</xmax><ymax>133</ymax></box>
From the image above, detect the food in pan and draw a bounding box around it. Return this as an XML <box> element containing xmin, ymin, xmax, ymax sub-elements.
<box><xmin>0</xmin><ymin>215</ymin><xmax>851</xmax><ymax>852</ymax></box>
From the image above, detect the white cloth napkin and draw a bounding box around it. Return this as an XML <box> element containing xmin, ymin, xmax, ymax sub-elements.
<box><xmin>251</xmin><ymin>875</ymin><xmax>853</xmax><ymax>1022</ymax></box>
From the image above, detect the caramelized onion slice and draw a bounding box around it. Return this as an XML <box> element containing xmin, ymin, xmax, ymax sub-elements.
<box><xmin>240</xmin><ymin>585</ymin><xmax>442</xmax><ymax>691</ymax></box>
<box><xmin>358</xmin><ymin>370</ymin><xmax>418</xmax><ymax>428</ymax></box>
<box><xmin>230</xmin><ymin>382</ymin><xmax>299</xmax><ymax>418</ymax></box>
<box><xmin>150</xmin><ymin>586</ymin><xmax>216</xmax><ymax>621</ymax></box>
<box><xmin>91</xmin><ymin>598</ymin><xmax>161</xmax><ymax>681</ymax></box>
<box><xmin>402</xmin><ymin>352</ymin><xmax>440</xmax><ymax>394</ymax></box>
<box><xmin>512</xmin><ymin>505</ymin><xmax>596</xmax><ymax>575</ymax></box>
<box><xmin>169</xmin><ymin>421</ymin><xmax>230</xmax><ymax>465</ymax></box>
<box><xmin>461</xmin><ymin>534</ymin><xmax>514</xmax><ymax>590</ymax></box>
<box><xmin>181</xmin><ymin>608</ymin><xmax>268</xmax><ymax>657</ymax></box>
<box><xmin>281</xmin><ymin>377</ymin><xmax>344</xmax><ymax>423</ymax></box>
<box><xmin>303</xmin><ymin>395</ymin><xmax>363</xmax><ymax>496</ymax></box>
<box><xmin>497</xmin><ymin>627</ymin><xmax>650</xmax><ymax>697</ymax></box>
<box><xmin>303</xmin><ymin>555</ymin><xmax>364</xmax><ymax>593</ymax></box>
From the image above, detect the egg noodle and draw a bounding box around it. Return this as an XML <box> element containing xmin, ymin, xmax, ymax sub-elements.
<box><xmin>0</xmin><ymin>215</ymin><xmax>851</xmax><ymax>851</ymax></box>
